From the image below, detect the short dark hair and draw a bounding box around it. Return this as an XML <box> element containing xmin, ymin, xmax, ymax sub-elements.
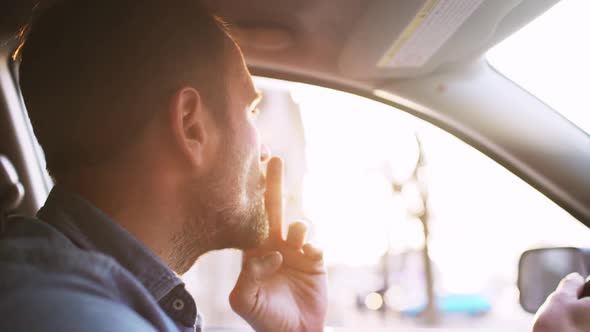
<box><xmin>16</xmin><ymin>0</ymin><xmax>230</xmax><ymax>180</ymax></box>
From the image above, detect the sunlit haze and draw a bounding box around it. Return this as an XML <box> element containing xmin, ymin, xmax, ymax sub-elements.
<box><xmin>276</xmin><ymin>80</ymin><xmax>590</xmax><ymax>295</ymax></box>
<box><xmin>488</xmin><ymin>0</ymin><xmax>590</xmax><ymax>134</ymax></box>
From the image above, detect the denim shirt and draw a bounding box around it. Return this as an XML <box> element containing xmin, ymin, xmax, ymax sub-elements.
<box><xmin>0</xmin><ymin>186</ymin><xmax>203</xmax><ymax>332</ymax></box>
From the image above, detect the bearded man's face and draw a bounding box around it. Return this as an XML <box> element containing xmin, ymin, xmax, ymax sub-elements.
<box><xmin>183</xmin><ymin>38</ymin><xmax>271</xmax><ymax>254</ymax></box>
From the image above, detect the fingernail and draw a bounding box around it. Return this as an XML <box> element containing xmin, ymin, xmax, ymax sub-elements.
<box><xmin>290</xmin><ymin>221</ymin><xmax>308</xmax><ymax>232</ymax></box>
<box><xmin>566</xmin><ymin>272</ymin><xmax>582</xmax><ymax>280</ymax></box>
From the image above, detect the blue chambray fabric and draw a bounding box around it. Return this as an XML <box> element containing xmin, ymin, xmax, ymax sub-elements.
<box><xmin>0</xmin><ymin>186</ymin><xmax>203</xmax><ymax>332</ymax></box>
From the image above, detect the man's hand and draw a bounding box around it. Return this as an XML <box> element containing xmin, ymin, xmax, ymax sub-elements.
<box><xmin>230</xmin><ymin>157</ymin><xmax>328</xmax><ymax>332</ymax></box>
<box><xmin>533</xmin><ymin>273</ymin><xmax>590</xmax><ymax>332</ymax></box>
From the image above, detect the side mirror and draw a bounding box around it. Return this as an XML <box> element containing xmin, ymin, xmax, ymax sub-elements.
<box><xmin>518</xmin><ymin>247</ymin><xmax>589</xmax><ymax>313</ymax></box>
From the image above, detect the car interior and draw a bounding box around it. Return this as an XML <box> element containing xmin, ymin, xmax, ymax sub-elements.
<box><xmin>1</xmin><ymin>0</ymin><xmax>589</xmax><ymax>330</ymax></box>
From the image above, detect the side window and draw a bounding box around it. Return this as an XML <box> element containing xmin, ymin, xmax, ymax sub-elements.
<box><xmin>187</xmin><ymin>78</ymin><xmax>590</xmax><ymax>328</ymax></box>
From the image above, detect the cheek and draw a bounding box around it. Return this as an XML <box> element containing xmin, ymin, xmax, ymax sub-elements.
<box><xmin>242</xmin><ymin>120</ymin><xmax>261</xmax><ymax>157</ymax></box>
<box><xmin>227</xmin><ymin>116</ymin><xmax>262</xmax><ymax>179</ymax></box>
<box><xmin>230</xmin><ymin>120</ymin><xmax>261</xmax><ymax>176</ymax></box>
<box><xmin>243</xmin><ymin>123</ymin><xmax>264</xmax><ymax>184</ymax></box>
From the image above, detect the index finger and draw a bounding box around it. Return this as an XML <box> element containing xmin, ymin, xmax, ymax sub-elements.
<box><xmin>265</xmin><ymin>157</ymin><xmax>284</xmax><ymax>241</ymax></box>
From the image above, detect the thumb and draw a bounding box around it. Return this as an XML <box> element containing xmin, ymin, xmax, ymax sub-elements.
<box><xmin>229</xmin><ymin>252</ymin><xmax>283</xmax><ymax>314</ymax></box>
<box><xmin>556</xmin><ymin>272</ymin><xmax>585</xmax><ymax>297</ymax></box>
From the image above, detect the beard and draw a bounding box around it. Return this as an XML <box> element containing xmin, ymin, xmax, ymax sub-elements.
<box><xmin>208</xmin><ymin>142</ymin><xmax>269</xmax><ymax>250</ymax></box>
<box><xmin>169</xmin><ymin>139</ymin><xmax>269</xmax><ymax>274</ymax></box>
<box><xmin>206</xmin><ymin>177</ymin><xmax>268</xmax><ymax>250</ymax></box>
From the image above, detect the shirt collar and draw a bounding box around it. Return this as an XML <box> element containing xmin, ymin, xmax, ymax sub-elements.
<box><xmin>37</xmin><ymin>185</ymin><xmax>183</xmax><ymax>302</ymax></box>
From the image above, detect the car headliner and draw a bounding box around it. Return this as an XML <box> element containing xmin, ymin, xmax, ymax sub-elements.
<box><xmin>1</xmin><ymin>0</ymin><xmax>589</xmax><ymax>225</ymax></box>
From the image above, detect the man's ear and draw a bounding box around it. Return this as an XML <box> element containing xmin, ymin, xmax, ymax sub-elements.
<box><xmin>169</xmin><ymin>87</ymin><xmax>206</xmax><ymax>167</ymax></box>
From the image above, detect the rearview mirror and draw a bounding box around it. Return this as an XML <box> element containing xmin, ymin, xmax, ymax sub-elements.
<box><xmin>518</xmin><ymin>247</ymin><xmax>589</xmax><ymax>313</ymax></box>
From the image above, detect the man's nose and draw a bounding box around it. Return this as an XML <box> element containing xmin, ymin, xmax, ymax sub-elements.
<box><xmin>260</xmin><ymin>144</ymin><xmax>271</xmax><ymax>163</ymax></box>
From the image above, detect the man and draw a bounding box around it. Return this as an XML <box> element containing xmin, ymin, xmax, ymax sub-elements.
<box><xmin>1</xmin><ymin>1</ymin><xmax>325</xmax><ymax>331</ymax></box>
<box><xmin>0</xmin><ymin>1</ymin><xmax>587</xmax><ymax>331</ymax></box>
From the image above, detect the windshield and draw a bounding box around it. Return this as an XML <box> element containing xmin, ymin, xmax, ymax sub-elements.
<box><xmin>487</xmin><ymin>0</ymin><xmax>590</xmax><ymax>135</ymax></box>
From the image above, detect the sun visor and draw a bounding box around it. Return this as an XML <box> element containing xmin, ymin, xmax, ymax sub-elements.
<box><xmin>338</xmin><ymin>0</ymin><xmax>559</xmax><ymax>79</ymax></box>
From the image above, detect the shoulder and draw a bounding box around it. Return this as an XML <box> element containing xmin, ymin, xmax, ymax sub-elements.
<box><xmin>0</xmin><ymin>216</ymin><xmax>168</xmax><ymax>331</ymax></box>
<box><xmin>0</xmin><ymin>215</ymin><xmax>124</xmax><ymax>286</ymax></box>
<box><xmin>0</xmin><ymin>286</ymin><xmax>159</xmax><ymax>332</ymax></box>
